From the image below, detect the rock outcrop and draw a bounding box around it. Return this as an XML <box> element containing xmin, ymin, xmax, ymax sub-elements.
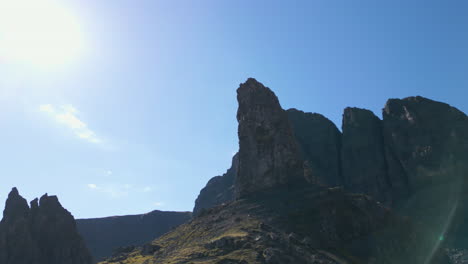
<box><xmin>195</xmin><ymin>80</ymin><xmax>468</xmax><ymax>213</ymax></box>
<box><xmin>0</xmin><ymin>188</ymin><xmax>93</xmax><ymax>264</ymax></box>
<box><xmin>287</xmin><ymin>108</ymin><xmax>342</xmax><ymax>186</ymax></box>
<box><xmin>193</xmin><ymin>153</ymin><xmax>238</xmax><ymax>216</ymax></box>
<box><xmin>76</xmin><ymin>210</ymin><xmax>191</xmax><ymax>262</ymax></box>
<box><xmin>341</xmin><ymin>107</ymin><xmax>391</xmax><ymax>203</ymax></box>
<box><xmin>111</xmin><ymin>79</ymin><xmax>468</xmax><ymax>264</ymax></box>
<box><xmin>382</xmin><ymin>96</ymin><xmax>468</xmax><ymax>193</ymax></box>
<box><xmin>235</xmin><ymin>78</ymin><xmax>307</xmax><ymax>198</ymax></box>
<box><xmin>381</xmin><ymin>96</ymin><xmax>468</xmax><ymax>250</ymax></box>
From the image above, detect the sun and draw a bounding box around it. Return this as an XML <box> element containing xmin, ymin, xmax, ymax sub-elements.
<box><xmin>0</xmin><ymin>0</ymin><xmax>85</xmax><ymax>70</ymax></box>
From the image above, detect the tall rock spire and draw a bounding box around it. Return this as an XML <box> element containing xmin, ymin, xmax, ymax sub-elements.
<box><xmin>235</xmin><ymin>78</ymin><xmax>307</xmax><ymax>198</ymax></box>
<box><xmin>2</xmin><ymin>187</ymin><xmax>29</xmax><ymax>223</ymax></box>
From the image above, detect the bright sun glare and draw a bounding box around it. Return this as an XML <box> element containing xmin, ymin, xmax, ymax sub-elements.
<box><xmin>0</xmin><ymin>0</ymin><xmax>85</xmax><ymax>70</ymax></box>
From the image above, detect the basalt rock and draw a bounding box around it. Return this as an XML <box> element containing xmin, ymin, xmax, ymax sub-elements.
<box><xmin>341</xmin><ymin>107</ymin><xmax>391</xmax><ymax>204</ymax></box>
<box><xmin>193</xmin><ymin>153</ymin><xmax>238</xmax><ymax>216</ymax></box>
<box><xmin>382</xmin><ymin>96</ymin><xmax>468</xmax><ymax>249</ymax></box>
<box><xmin>235</xmin><ymin>78</ymin><xmax>308</xmax><ymax>198</ymax></box>
<box><xmin>287</xmin><ymin>108</ymin><xmax>342</xmax><ymax>186</ymax></box>
<box><xmin>382</xmin><ymin>96</ymin><xmax>468</xmax><ymax>192</ymax></box>
<box><xmin>0</xmin><ymin>188</ymin><xmax>93</xmax><ymax>264</ymax></box>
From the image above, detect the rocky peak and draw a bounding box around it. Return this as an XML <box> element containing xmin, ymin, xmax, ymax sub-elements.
<box><xmin>235</xmin><ymin>78</ymin><xmax>307</xmax><ymax>198</ymax></box>
<box><xmin>38</xmin><ymin>193</ymin><xmax>66</xmax><ymax>214</ymax></box>
<box><xmin>383</xmin><ymin>96</ymin><xmax>468</xmax><ymax>190</ymax></box>
<box><xmin>30</xmin><ymin>198</ymin><xmax>39</xmax><ymax>210</ymax></box>
<box><xmin>2</xmin><ymin>187</ymin><xmax>29</xmax><ymax>223</ymax></box>
<box><xmin>0</xmin><ymin>188</ymin><xmax>93</xmax><ymax>264</ymax></box>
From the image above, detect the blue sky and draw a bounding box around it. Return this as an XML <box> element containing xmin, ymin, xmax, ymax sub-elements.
<box><xmin>0</xmin><ymin>0</ymin><xmax>467</xmax><ymax>218</ymax></box>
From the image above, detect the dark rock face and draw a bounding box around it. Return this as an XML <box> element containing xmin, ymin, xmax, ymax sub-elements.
<box><xmin>76</xmin><ymin>210</ymin><xmax>191</xmax><ymax>262</ymax></box>
<box><xmin>190</xmin><ymin>79</ymin><xmax>468</xmax><ymax>260</ymax></box>
<box><xmin>287</xmin><ymin>108</ymin><xmax>342</xmax><ymax>186</ymax></box>
<box><xmin>235</xmin><ymin>78</ymin><xmax>307</xmax><ymax>198</ymax></box>
<box><xmin>383</xmin><ymin>96</ymin><xmax>468</xmax><ymax>192</ymax></box>
<box><xmin>341</xmin><ymin>107</ymin><xmax>391</xmax><ymax>203</ymax></box>
<box><xmin>193</xmin><ymin>153</ymin><xmax>238</xmax><ymax>216</ymax></box>
<box><xmin>381</xmin><ymin>96</ymin><xmax>468</xmax><ymax>250</ymax></box>
<box><xmin>0</xmin><ymin>188</ymin><xmax>93</xmax><ymax>264</ymax></box>
<box><xmin>196</xmin><ymin>81</ymin><xmax>468</xmax><ymax>219</ymax></box>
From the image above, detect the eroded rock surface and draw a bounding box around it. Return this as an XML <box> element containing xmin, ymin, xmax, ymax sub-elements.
<box><xmin>341</xmin><ymin>107</ymin><xmax>391</xmax><ymax>203</ymax></box>
<box><xmin>235</xmin><ymin>78</ymin><xmax>307</xmax><ymax>198</ymax></box>
<box><xmin>287</xmin><ymin>108</ymin><xmax>342</xmax><ymax>186</ymax></box>
<box><xmin>383</xmin><ymin>96</ymin><xmax>468</xmax><ymax>193</ymax></box>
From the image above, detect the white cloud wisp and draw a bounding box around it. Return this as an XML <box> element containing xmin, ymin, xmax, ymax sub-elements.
<box><xmin>39</xmin><ymin>104</ymin><xmax>101</xmax><ymax>143</ymax></box>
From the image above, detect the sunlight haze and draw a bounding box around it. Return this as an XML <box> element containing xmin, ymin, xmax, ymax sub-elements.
<box><xmin>0</xmin><ymin>0</ymin><xmax>85</xmax><ymax>70</ymax></box>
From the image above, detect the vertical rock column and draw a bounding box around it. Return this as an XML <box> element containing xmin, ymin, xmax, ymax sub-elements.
<box><xmin>235</xmin><ymin>78</ymin><xmax>307</xmax><ymax>198</ymax></box>
<box><xmin>341</xmin><ymin>107</ymin><xmax>391</xmax><ymax>203</ymax></box>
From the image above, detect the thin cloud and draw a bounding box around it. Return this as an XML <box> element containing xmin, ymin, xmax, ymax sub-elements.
<box><xmin>154</xmin><ymin>202</ymin><xmax>164</xmax><ymax>207</ymax></box>
<box><xmin>86</xmin><ymin>183</ymin><xmax>153</xmax><ymax>199</ymax></box>
<box><xmin>39</xmin><ymin>104</ymin><xmax>101</xmax><ymax>144</ymax></box>
<box><xmin>142</xmin><ymin>186</ymin><xmax>152</xmax><ymax>192</ymax></box>
<box><xmin>86</xmin><ymin>183</ymin><xmax>129</xmax><ymax>198</ymax></box>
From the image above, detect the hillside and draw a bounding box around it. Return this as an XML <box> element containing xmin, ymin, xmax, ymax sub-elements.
<box><xmin>77</xmin><ymin>210</ymin><xmax>192</xmax><ymax>262</ymax></box>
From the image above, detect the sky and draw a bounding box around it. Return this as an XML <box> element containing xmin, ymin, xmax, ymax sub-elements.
<box><xmin>0</xmin><ymin>0</ymin><xmax>467</xmax><ymax>219</ymax></box>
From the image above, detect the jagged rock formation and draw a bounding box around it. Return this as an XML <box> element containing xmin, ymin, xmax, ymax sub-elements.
<box><xmin>193</xmin><ymin>153</ymin><xmax>238</xmax><ymax>216</ymax></box>
<box><xmin>195</xmin><ymin>89</ymin><xmax>468</xmax><ymax>214</ymax></box>
<box><xmin>0</xmin><ymin>188</ymin><xmax>93</xmax><ymax>264</ymax></box>
<box><xmin>108</xmin><ymin>78</ymin><xmax>467</xmax><ymax>264</ymax></box>
<box><xmin>76</xmin><ymin>210</ymin><xmax>192</xmax><ymax>262</ymax></box>
<box><xmin>287</xmin><ymin>108</ymin><xmax>342</xmax><ymax>186</ymax></box>
<box><xmin>235</xmin><ymin>78</ymin><xmax>307</xmax><ymax>197</ymax></box>
<box><xmin>341</xmin><ymin>107</ymin><xmax>391</xmax><ymax>203</ymax></box>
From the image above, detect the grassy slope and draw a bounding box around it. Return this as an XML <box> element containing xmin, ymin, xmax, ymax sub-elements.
<box><xmin>99</xmin><ymin>186</ymin><xmax>450</xmax><ymax>264</ymax></box>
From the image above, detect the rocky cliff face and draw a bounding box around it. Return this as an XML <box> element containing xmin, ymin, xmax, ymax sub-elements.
<box><xmin>287</xmin><ymin>108</ymin><xmax>342</xmax><ymax>186</ymax></box>
<box><xmin>196</xmin><ymin>87</ymin><xmax>468</xmax><ymax>211</ymax></box>
<box><xmin>235</xmin><ymin>78</ymin><xmax>307</xmax><ymax>198</ymax></box>
<box><xmin>383</xmin><ymin>96</ymin><xmax>468</xmax><ymax>194</ymax></box>
<box><xmin>0</xmin><ymin>188</ymin><xmax>92</xmax><ymax>264</ymax></box>
<box><xmin>381</xmin><ymin>96</ymin><xmax>468</xmax><ymax>249</ymax></box>
<box><xmin>193</xmin><ymin>153</ymin><xmax>238</xmax><ymax>216</ymax></box>
<box><xmin>76</xmin><ymin>210</ymin><xmax>191</xmax><ymax>262</ymax></box>
<box><xmin>341</xmin><ymin>107</ymin><xmax>391</xmax><ymax>204</ymax></box>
